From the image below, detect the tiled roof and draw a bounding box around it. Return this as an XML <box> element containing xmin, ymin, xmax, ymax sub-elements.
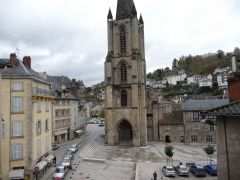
<box><xmin>209</xmin><ymin>101</ymin><xmax>240</xmax><ymax>116</ymax></box>
<box><xmin>182</xmin><ymin>99</ymin><xmax>229</xmax><ymax>111</ymax></box>
<box><xmin>0</xmin><ymin>59</ymin><xmax>49</xmax><ymax>84</ymax></box>
<box><xmin>0</xmin><ymin>59</ymin><xmax>8</xmax><ymax>65</ymax></box>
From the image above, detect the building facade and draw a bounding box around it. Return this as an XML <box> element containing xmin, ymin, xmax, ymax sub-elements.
<box><xmin>104</xmin><ymin>0</ymin><xmax>147</xmax><ymax>146</ymax></box>
<box><xmin>53</xmin><ymin>98</ymin><xmax>72</xmax><ymax>144</ymax></box>
<box><xmin>182</xmin><ymin>99</ymin><xmax>229</xmax><ymax>144</ymax></box>
<box><xmin>0</xmin><ymin>54</ymin><xmax>54</xmax><ymax>180</ymax></box>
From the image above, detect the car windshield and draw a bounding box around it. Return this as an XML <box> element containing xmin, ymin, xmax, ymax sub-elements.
<box><xmin>211</xmin><ymin>165</ymin><xmax>217</xmax><ymax>169</ymax></box>
<box><xmin>180</xmin><ymin>167</ymin><xmax>188</xmax><ymax>171</ymax></box>
<box><xmin>196</xmin><ymin>165</ymin><xmax>204</xmax><ymax>170</ymax></box>
<box><xmin>166</xmin><ymin>167</ymin><xmax>174</xmax><ymax>171</ymax></box>
<box><xmin>56</xmin><ymin>167</ymin><xmax>64</xmax><ymax>173</ymax></box>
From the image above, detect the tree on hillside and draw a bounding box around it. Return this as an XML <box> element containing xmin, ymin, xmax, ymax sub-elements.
<box><xmin>234</xmin><ymin>47</ymin><xmax>240</xmax><ymax>57</ymax></box>
<box><xmin>165</xmin><ymin>146</ymin><xmax>174</xmax><ymax>166</ymax></box>
<box><xmin>172</xmin><ymin>58</ymin><xmax>178</xmax><ymax>70</ymax></box>
<box><xmin>217</xmin><ymin>50</ymin><xmax>224</xmax><ymax>59</ymax></box>
<box><xmin>204</xmin><ymin>145</ymin><xmax>216</xmax><ymax>164</ymax></box>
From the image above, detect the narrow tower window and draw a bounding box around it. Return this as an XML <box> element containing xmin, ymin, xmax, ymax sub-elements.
<box><xmin>119</xmin><ymin>25</ymin><xmax>127</xmax><ymax>55</ymax></box>
<box><xmin>121</xmin><ymin>90</ymin><xmax>128</xmax><ymax>107</ymax></box>
<box><xmin>120</xmin><ymin>62</ymin><xmax>127</xmax><ymax>82</ymax></box>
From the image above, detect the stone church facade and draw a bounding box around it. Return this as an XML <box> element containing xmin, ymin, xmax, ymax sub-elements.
<box><xmin>104</xmin><ymin>0</ymin><xmax>147</xmax><ymax>146</ymax></box>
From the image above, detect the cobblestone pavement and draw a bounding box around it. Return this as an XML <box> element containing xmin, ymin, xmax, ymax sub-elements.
<box><xmin>43</xmin><ymin>123</ymin><xmax>218</xmax><ymax>180</ymax></box>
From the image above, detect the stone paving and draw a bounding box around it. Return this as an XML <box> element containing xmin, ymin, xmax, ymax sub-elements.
<box><xmin>42</xmin><ymin>124</ymin><xmax>218</xmax><ymax>180</ymax></box>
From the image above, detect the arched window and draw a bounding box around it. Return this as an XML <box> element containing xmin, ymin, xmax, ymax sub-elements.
<box><xmin>121</xmin><ymin>90</ymin><xmax>127</xmax><ymax>107</ymax></box>
<box><xmin>119</xmin><ymin>25</ymin><xmax>127</xmax><ymax>55</ymax></box>
<box><xmin>120</xmin><ymin>62</ymin><xmax>127</xmax><ymax>82</ymax></box>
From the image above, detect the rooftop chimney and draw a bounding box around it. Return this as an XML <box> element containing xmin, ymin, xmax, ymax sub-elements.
<box><xmin>23</xmin><ymin>56</ymin><xmax>31</xmax><ymax>69</ymax></box>
<box><xmin>10</xmin><ymin>53</ymin><xmax>17</xmax><ymax>66</ymax></box>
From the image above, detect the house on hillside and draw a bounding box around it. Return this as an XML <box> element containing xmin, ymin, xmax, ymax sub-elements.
<box><xmin>187</xmin><ymin>75</ymin><xmax>202</xmax><ymax>85</ymax></box>
<box><xmin>199</xmin><ymin>74</ymin><xmax>213</xmax><ymax>87</ymax></box>
<box><xmin>165</xmin><ymin>70</ymin><xmax>187</xmax><ymax>85</ymax></box>
<box><xmin>213</xmin><ymin>67</ymin><xmax>231</xmax><ymax>89</ymax></box>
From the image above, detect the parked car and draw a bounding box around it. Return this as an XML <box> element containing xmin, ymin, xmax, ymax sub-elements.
<box><xmin>62</xmin><ymin>159</ymin><xmax>72</xmax><ymax>169</ymax></box>
<box><xmin>162</xmin><ymin>166</ymin><xmax>176</xmax><ymax>177</ymax></box>
<box><xmin>190</xmin><ymin>164</ymin><xmax>207</xmax><ymax>177</ymax></box>
<box><xmin>65</xmin><ymin>151</ymin><xmax>73</xmax><ymax>159</ymax></box>
<box><xmin>53</xmin><ymin>165</ymin><xmax>67</xmax><ymax>180</ymax></box>
<box><xmin>204</xmin><ymin>164</ymin><xmax>217</xmax><ymax>176</ymax></box>
<box><xmin>98</xmin><ymin>122</ymin><xmax>104</xmax><ymax>127</ymax></box>
<box><xmin>186</xmin><ymin>162</ymin><xmax>196</xmax><ymax>167</ymax></box>
<box><xmin>68</xmin><ymin>147</ymin><xmax>77</xmax><ymax>153</ymax></box>
<box><xmin>174</xmin><ymin>164</ymin><xmax>189</xmax><ymax>176</ymax></box>
<box><xmin>52</xmin><ymin>144</ymin><xmax>60</xmax><ymax>151</ymax></box>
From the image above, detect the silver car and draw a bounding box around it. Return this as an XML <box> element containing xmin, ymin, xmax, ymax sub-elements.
<box><xmin>53</xmin><ymin>165</ymin><xmax>67</xmax><ymax>180</ymax></box>
<box><xmin>175</xmin><ymin>165</ymin><xmax>189</xmax><ymax>176</ymax></box>
<box><xmin>62</xmin><ymin>159</ymin><xmax>71</xmax><ymax>169</ymax></box>
<box><xmin>162</xmin><ymin>166</ymin><xmax>176</xmax><ymax>177</ymax></box>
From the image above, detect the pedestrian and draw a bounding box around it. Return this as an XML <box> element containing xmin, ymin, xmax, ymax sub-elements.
<box><xmin>153</xmin><ymin>171</ymin><xmax>157</xmax><ymax>180</ymax></box>
<box><xmin>53</xmin><ymin>156</ymin><xmax>56</xmax><ymax>166</ymax></box>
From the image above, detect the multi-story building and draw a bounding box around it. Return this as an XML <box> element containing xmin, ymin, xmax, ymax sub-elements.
<box><xmin>53</xmin><ymin>98</ymin><xmax>72</xmax><ymax>144</ymax></box>
<box><xmin>0</xmin><ymin>54</ymin><xmax>54</xmax><ymax>180</ymax></box>
<box><xmin>182</xmin><ymin>98</ymin><xmax>229</xmax><ymax>144</ymax></box>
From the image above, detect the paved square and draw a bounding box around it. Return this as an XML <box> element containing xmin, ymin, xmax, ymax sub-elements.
<box><xmin>64</xmin><ymin>125</ymin><xmax>217</xmax><ymax>180</ymax></box>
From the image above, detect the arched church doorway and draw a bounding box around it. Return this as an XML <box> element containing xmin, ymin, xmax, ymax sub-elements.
<box><xmin>165</xmin><ymin>135</ymin><xmax>171</xmax><ymax>143</ymax></box>
<box><xmin>118</xmin><ymin>120</ymin><xmax>133</xmax><ymax>145</ymax></box>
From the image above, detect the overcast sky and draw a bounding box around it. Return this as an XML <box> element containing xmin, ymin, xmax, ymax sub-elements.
<box><xmin>0</xmin><ymin>0</ymin><xmax>239</xmax><ymax>86</ymax></box>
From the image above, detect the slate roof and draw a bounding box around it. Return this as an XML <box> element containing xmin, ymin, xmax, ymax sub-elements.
<box><xmin>116</xmin><ymin>0</ymin><xmax>137</xmax><ymax>20</ymax></box>
<box><xmin>0</xmin><ymin>59</ymin><xmax>49</xmax><ymax>84</ymax></box>
<box><xmin>182</xmin><ymin>99</ymin><xmax>230</xmax><ymax>111</ymax></box>
<box><xmin>0</xmin><ymin>59</ymin><xmax>8</xmax><ymax>65</ymax></box>
<box><xmin>47</xmin><ymin>75</ymin><xmax>72</xmax><ymax>90</ymax></box>
<box><xmin>209</xmin><ymin>101</ymin><xmax>240</xmax><ymax>116</ymax></box>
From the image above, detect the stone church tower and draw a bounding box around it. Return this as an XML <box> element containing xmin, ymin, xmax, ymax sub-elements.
<box><xmin>104</xmin><ymin>0</ymin><xmax>147</xmax><ymax>146</ymax></box>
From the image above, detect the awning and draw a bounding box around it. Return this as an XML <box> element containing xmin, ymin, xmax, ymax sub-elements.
<box><xmin>75</xmin><ymin>130</ymin><xmax>83</xmax><ymax>134</ymax></box>
<box><xmin>35</xmin><ymin>161</ymin><xmax>48</xmax><ymax>171</ymax></box>
<box><xmin>9</xmin><ymin>169</ymin><xmax>24</xmax><ymax>179</ymax></box>
<box><xmin>45</xmin><ymin>154</ymin><xmax>54</xmax><ymax>163</ymax></box>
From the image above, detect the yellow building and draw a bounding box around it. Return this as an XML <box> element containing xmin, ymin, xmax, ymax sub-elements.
<box><xmin>0</xmin><ymin>54</ymin><xmax>54</xmax><ymax>180</ymax></box>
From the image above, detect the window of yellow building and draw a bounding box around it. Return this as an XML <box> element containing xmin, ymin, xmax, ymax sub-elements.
<box><xmin>11</xmin><ymin>96</ymin><xmax>24</xmax><ymax>113</ymax></box>
<box><xmin>45</xmin><ymin>119</ymin><xmax>49</xmax><ymax>132</ymax></box>
<box><xmin>11</xmin><ymin>81</ymin><xmax>24</xmax><ymax>92</ymax></box>
<box><xmin>36</xmin><ymin>120</ymin><xmax>41</xmax><ymax>135</ymax></box>
<box><xmin>11</xmin><ymin>120</ymin><xmax>23</xmax><ymax>137</ymax></box>
<box><xmin>11</xmin><ymin>143</ymin><xmax>23</xmax><ymax>160</ymax></box>
<box><xmin>37</xmin><ymin>102</ymin><xmax>41</xmax><ymax>113</ymax></box>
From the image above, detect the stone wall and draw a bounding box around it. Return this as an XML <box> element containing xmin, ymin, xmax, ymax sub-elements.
<box><xmin>217</xmin><ymin>117</ymin><xmax>240</xmax><ymax>180</ymax></box>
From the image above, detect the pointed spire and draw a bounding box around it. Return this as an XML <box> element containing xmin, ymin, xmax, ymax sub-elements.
<box><xmin>116</xmin><ymin>0</ymin><xmax>137</xmax><ymax>20</ymax></box>
<box><xmin>139</xmin><ymin>14</ymin><xmax>144</xmax><ymax>24</ymax></box>
<box><xmin>107</xmin><ymin>9</ymin><xmax>113</xmax><ymax>20</ymax></box>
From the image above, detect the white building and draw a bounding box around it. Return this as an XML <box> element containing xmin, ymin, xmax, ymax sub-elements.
<box><xmin>213</xmin><ymin>67</ymin><xmax>230</xmax><ymax>89</ymax></box>
<box><xmin>187</xmin><ymin>75</ymin><xmax>202</xmax><ymax>85</ymax></box>
<box><xmin>199</xmin><ymin>74</ymin><xmax>213</xmax><ymax>87</ymax></box>
<box><xmin>166</xmin><ymin>72</ymin><xmax>187</xmax><ymax>85</ymax></box>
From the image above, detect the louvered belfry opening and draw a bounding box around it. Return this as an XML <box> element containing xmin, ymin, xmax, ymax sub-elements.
<box><xmin>120</xmin><ymin>62</ymin><xmax>127</xmax><ymax>82</ymax></box>
<box><xmin>119</xmin><ymin>25</ymin><xmax>127</xmax><ymax>55</ymax></box>
<box><xmin>121</xmin><ymin>90</ymin><xmax>128</xmax><ymax>107</ymax></box>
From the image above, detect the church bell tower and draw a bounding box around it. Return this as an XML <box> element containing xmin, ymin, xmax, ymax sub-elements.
<box><xmin>104</xmin><ymin>0</ymin><xmax>147</xmax><ymax>146</ymax></box>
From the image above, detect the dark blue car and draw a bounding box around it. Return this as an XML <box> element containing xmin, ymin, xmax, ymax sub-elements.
<box><xmin>204</xmin><ymin>164</ymin><xmax>217</xmax><ymax>176</ymax></box>
<box><xmin>190</xmin><ymin>164</ymin><xmax>207</xmax><ymax>177</ymax></box>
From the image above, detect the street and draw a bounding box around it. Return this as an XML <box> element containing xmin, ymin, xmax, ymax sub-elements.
<box><xmin>41</xmin><ymin>123</ymin><xmax>217</xmax><ymax>180</ymax></box>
